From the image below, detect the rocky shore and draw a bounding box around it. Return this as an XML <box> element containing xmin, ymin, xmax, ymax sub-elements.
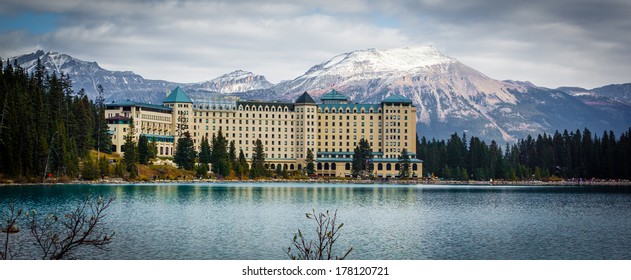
<box><xmin>2</xmin><ymin>178</ymin><xmax>630</xmax><ymax>186</ymax></box>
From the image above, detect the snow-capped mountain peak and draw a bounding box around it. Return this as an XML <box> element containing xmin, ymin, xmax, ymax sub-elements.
<box><xmin>14</xmin><ymin>50</ymin><xmax>101</xmax><ymax>76</ymax></box>
<box><xmin>305</xmin><ymin>45</ymin><xmax>456</xmax><ymax>78</ymax></box>
<box><xmin>9</xmin><ymin>48</ymin><xmax>630</xmax><ymax>143</ymax></box>
<box><xmin>275</xmin><ymin>45</ymin><xmax>630</xmax><ymax>142</ymax></box>
<box><xmin>188</xmin><ymin>69</ymin><xmax>274</xmax><ymax>94</ymax></box>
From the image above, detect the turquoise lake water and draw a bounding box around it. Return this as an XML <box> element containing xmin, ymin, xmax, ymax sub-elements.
<box><xmin>1</xmin><ymin>183</ymin><xmax>630</xmax><ymax>259</ymax></box>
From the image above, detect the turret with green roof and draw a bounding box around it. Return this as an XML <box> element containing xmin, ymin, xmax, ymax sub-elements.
<box><xmin>320</xmin><ymin>89</ymin><xmax>348</xmax><ymax>104</ymax></box>
<box><xmin>295</xmin><ymin>91</ymin><xmax>316</xmax><ymax>104</ymax></box>
<box><xmin>163</xmin><ymin>86</ymin><xmax>193</xmax><ymax>104</ymax></box>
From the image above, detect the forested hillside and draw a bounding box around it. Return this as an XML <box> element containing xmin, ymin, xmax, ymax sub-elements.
<box><xmin>0</xmin><ymin>59</ymin><xmax>111</xmax><ymax>180</ymax></box>
<box><xmin>417</xmin><ymin>129</ymin><xmax>631</xmax><ymax>180</ymax></box>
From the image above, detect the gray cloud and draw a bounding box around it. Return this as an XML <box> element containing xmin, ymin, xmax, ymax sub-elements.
<box><xmin>0</xmin><ymin>0</ymin><xmax>629</xmax><ymax>88</ymax></box>
<box><xmin>390</xmin><ymin>0</ymin><xmax>631</xmax><ymax>87</ymax></box>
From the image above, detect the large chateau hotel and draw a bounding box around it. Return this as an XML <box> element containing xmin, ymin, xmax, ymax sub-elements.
<box><xmin>105</xmin><ymin>87</ymin><xmax>422</xmax><ymax>178</ymax></box>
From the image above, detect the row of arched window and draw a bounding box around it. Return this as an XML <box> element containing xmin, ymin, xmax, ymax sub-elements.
<box><xmin>192</xmin><ymin>103</ymin><xmax>293</xmax><ymax>112</ymax></box>
<box><xmin>257</xmin><ymin>162</ymin><xmax>418</xmax><ymax>172</ymax></box>
<box><xmin>264</xmin><ymin>163</ymin><xmax>301</xmax><ymax>170</ymax></box>
<box><xmin>315</xmin><ymin>162</ymin><xmax>418</xmax><ymax>171</ymax></box>
<box><xmin>319</xmin><ymin>107</ymin><xmax>381</xmax><ymax>114</ymax></box>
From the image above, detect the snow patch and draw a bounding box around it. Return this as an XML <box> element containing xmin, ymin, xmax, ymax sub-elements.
<box><xmin>303</xmin><ymin>46</ymin><xmax>456</xmax><ymax>79</ymax></box>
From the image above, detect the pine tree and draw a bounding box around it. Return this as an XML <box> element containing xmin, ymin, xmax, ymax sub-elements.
<box><xmin>114</xmin><ymin>162</ymin><xmax>124</xmax><ymax>178</ymax></box>
<box><xmin>446</xmin><ymin>133</ymin><xmax>466</xmax><ymax>171</ymax></box>
<box><xmin>148</xmin><ymin>140</ymin><xmax>157</xmax><ymax>162</ymax></box>
<box><xmin>121</xmin><ymin>119</ymin><xmax>138</xmax><ymax>178</ymax></box>
<box><xmin>72</xmin><ymin>94</ymin><xmax>94</xmax><ymax>157</ymax></box>
<box><xmin>305</xmin><ymin>148</ymin><xmax>315</xmax><ymax>176</ymax></box>
<box><xmin>229</xmin><ymin>140</ymin><xmax>237</xmax><ymax>174</ymax></box>
<box><xmin>351</xmin><ymin>138</ymin><xmax>372</xmax><ymax>179</ymax></box>
<box><xmin>138</xmin><ymin>135</ymin><xmax>150</xmax><ymax>164</ymax></box>
<box><xmin>198</xmin><ymin>136</ymin><xmax>211</xmax><ymax>164</ymax></box>
<box><xmin>440</xmin><ymin>165</ymin><xmax>450</xmax><ymax>179</ymax></box>
<box><xmin>81</xmin><ymin>154</ymin><xmax>99</xmax><ymax>181</ymax></box>
<box><xmin>93</xmin><ymin>87</ymin><xmax>112</xmax><ymax>154</ymax></box>
<box><xmin>196</xmin><ymin>162</ymin><xmax>208</xmax><ymax>179</ymax></box>
<box><xmin>237</xmin><ymin>149</ymin><xmax>249</xmax><ymax>178</ymax></box>
<box><xmin>210</xmin><ymin>129</ymin><xmax>230</xmax><ymax>177</ymax></box>
<box><xmin>64</xmin><ymin>139</ymin><xmax>80</xmax><ymax>178</ymax></box>
<box><xmin>98</xmin><ymin>156</ymin><xmax>110</xmax><ymax>178</ymax></box>
<box><xmin>250</xmin><ymin>139</ymin><xmax>267</xmax><ymax>178</ymax></box>
<box><xmin>398</xmin><ymin>148</ymin><xmax>411</xmax><ymax>179</ymax></box>
<box><xmin>275</xmin><ymin>164</ymin><xmax>282</xmax><ymax>177</ymax></box>
<box><xmin>174</xmin><ymin>132</ymin><xmax>196</xmax><ymax>171</ymax></box>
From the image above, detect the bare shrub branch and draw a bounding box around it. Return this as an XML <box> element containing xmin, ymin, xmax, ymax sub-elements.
<box><xmin>1</xmin><ymin>203</ymin><xmax>22</xmax><ymax>260</ymax></box>
<box><xmin>26</xmin><ymin>195</ymin><xmax>115</xmax><ymax>260</ymax></box>
<box><xmin>285</xmin><ymin>209</ymin><xmax>352</xmax><ymax>260</ymax></box>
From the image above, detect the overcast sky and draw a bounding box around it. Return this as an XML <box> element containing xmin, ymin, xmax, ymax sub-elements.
<box><xmin>1</xmin><ymin>0</ymin><xmax>629</xmax><ymax>88</ymax></box>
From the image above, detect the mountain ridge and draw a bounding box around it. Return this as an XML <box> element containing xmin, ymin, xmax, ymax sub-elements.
<box><xmin>8</xmin><ymin>47</ymin><xmax>631</xmax><ymax>143</ymax></box>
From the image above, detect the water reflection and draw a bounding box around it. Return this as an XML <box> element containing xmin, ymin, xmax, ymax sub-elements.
<box><xmin>1</xmin><ymin>183</ymin><xmax>630</xmax><ymax>260</ymax></box>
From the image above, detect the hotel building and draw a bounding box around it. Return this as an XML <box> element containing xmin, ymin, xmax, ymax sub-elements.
<box><xmin>105</xmin><ymin>87</ymin><xmax>422</xmax><ymax>178</ymax></box>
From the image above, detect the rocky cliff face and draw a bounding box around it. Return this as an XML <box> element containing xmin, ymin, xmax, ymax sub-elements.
<box><xmin>185</xmin><ymin>70</ymin><xmax>273</xmax><ymax>94</ymax></box>
<box><xmin>12</xmin><ymin>50</ymin><xmax>178</xmax><ymax>103</ymax></box>
<box><xmin>273</xmin><ymin>46</ymin><xmax>630</xmax><ymax>141</ymax></box>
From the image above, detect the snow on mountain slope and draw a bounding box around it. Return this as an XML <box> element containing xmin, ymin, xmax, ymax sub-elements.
<box><xmin>9</xmin><ymin>48</ymin><xmax>629</xmax><ymax>143</ymax></box>
<box><xmin>11</xmin><ymin>50</ymin><xmax>178</xmax><ymax>103</ymax></box>
<box><xmin>186</xmin><ymin>70</ymin><xmax>273</xmax><ymax>94</ymax></box>
<box><xmin>9</xmin><ymin>51</ymin><xmax>272</xmax><ymax>104</ymax></box>
<box><xmin>275</xmin><ymin>46</ymin><xmax>628</xmax><ymax>142</ymax></box>
<box><xmin>591</xmin><ymin>83</ymin><xmax>631</xmax><ymax>106</ymax></box>
<box><xmin>277</xmin><ymin>46</ymin><xmax>521</xmax><ymax>141</ymax></box>
<box><xmin>305</xmin><ymin>46</ymin><xmax>456</xmax><ymax>78</ymax></box>
<box><xmin>557</xmin><ymin>86</ymin><xmax>631</xmax><ymax>130</ymax></box>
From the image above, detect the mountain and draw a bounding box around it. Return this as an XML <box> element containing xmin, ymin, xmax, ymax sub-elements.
<box><xmin>557</xmin><ymin>86</ymin><xmax>631</xmax><ymax>135</ymax></box>
<box><xmin>274</xmin><ymin>46</ymin><xmax>630</xmax><ymax>141</ymax></box>
<box><xmin>11</xmin><ymin>50</ymin><xmax>179</xmax><ymax>103</ymax></box>
<box><xmin>8</xmin><ymin>48</ymin><xmax>631</xmax><ymax>143</ymax></box>
<box><xmin>182</xmin><ymin>70</ymin><xmax>276</xmax><ymax>102</ymax></box>
<box><xmin>8</xmin><ymin>51</ymin><xmax>274</xmax><ymax>104</ymax></box>
<box><xmin>591</xmin><ymin>83</ymin><xmax>631</xmax><ymax>106</ymax></box>
<box><xmin>273</xmin><ymin>46</ymin><xmax>516</xmax><ymax>141</ymax></box>
<box><xmin>186</xmin><ymin>70</ymin><xmax>273</xmax><ymax>94</ymax></box>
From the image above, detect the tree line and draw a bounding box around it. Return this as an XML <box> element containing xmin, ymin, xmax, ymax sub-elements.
<box><xmin>0</xmin><ymin>59</ymin><xmax>111</xmax><ymax>181</ymax></box>
<box><xmin>170</xmin><ymin>129</ymin><xmax>270</xmax><ymax>179</ymax></box>
<box><xmin>4</xmin><ymin>58</ymin><xmax>628</xmax><ymax>182</ymax></box>
<box><xmin>417</xmin><ymin>128</ymin><xmax>631</xmax><ymax>180</ymax></box>
<box><xmin>174</xmin><ymin>135</ymin><xmax>413</xmax><ymax>180</ymax></box>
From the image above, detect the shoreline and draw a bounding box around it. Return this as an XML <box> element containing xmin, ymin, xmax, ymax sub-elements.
<box><xmin>2</xmin><ymin>178</ymin><xmax>630</xmax><ymax>187</ymax></box>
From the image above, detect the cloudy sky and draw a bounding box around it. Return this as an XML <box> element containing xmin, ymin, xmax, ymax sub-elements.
<box><xmin>0</xmin><ymin>0</ymin><xmax>629</xmax><ymax>88</ymax></box>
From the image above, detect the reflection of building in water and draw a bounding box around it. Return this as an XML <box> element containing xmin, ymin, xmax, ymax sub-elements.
<box><xmin>105</xmin><ymin>87</ymin><xmax>422</xmax><ymax>178</ymax></box>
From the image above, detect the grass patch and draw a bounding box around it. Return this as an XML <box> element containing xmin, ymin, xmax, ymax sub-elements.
<box><xmin>137</xmin><ymin>164</ymin><xmax>195</xmax><ymax>180</ymax></box>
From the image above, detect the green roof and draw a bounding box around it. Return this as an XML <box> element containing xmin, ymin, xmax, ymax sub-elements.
<box><xmin>295</xmin><ymin>92</ymin><xmax>316</xmax><ymax>104</ymax></box>
<box><xmin>315</xmin><ymin>158</ymin><xmax>422</xmax><ymax>163</ymax></box>
<box><xmin>320</xmin><ymin>89</ymin><xmax>348</xmax><ymax>101</ymax></box>
<box><xmin>106</xmin><ymin>100</ymin><xmax>172</xmax><ymax>112</ymax></box>
<box><xmin>382</xmin><ymin>94</ymin><xmax>413</xmax><ymax>104</ymax></box>
<box><xmin>163</xmin><ymin>86</ymin><xmax>193</xmax><ymax>103</ymax></box>
<box><xmin>317</xmin><ymin>151</ymin><xmax>384</xmax><ymax>156</ymax></box>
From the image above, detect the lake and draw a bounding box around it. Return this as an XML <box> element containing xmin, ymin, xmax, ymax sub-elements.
<box><xmin>1</xmin><ymin>183</ymin><xmax>630</xmax><ymax>259</ymax></box>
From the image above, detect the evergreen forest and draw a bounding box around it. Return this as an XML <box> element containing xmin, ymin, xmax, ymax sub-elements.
<box><xmin>417</xmin><ymin>129</ymin><xmax>631</xmax><ymax>180</ymax></box>
<box><xmin>0</xmin><ymin>59</ymin><xmax>111</xmax><ymax>180</ymax></box>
